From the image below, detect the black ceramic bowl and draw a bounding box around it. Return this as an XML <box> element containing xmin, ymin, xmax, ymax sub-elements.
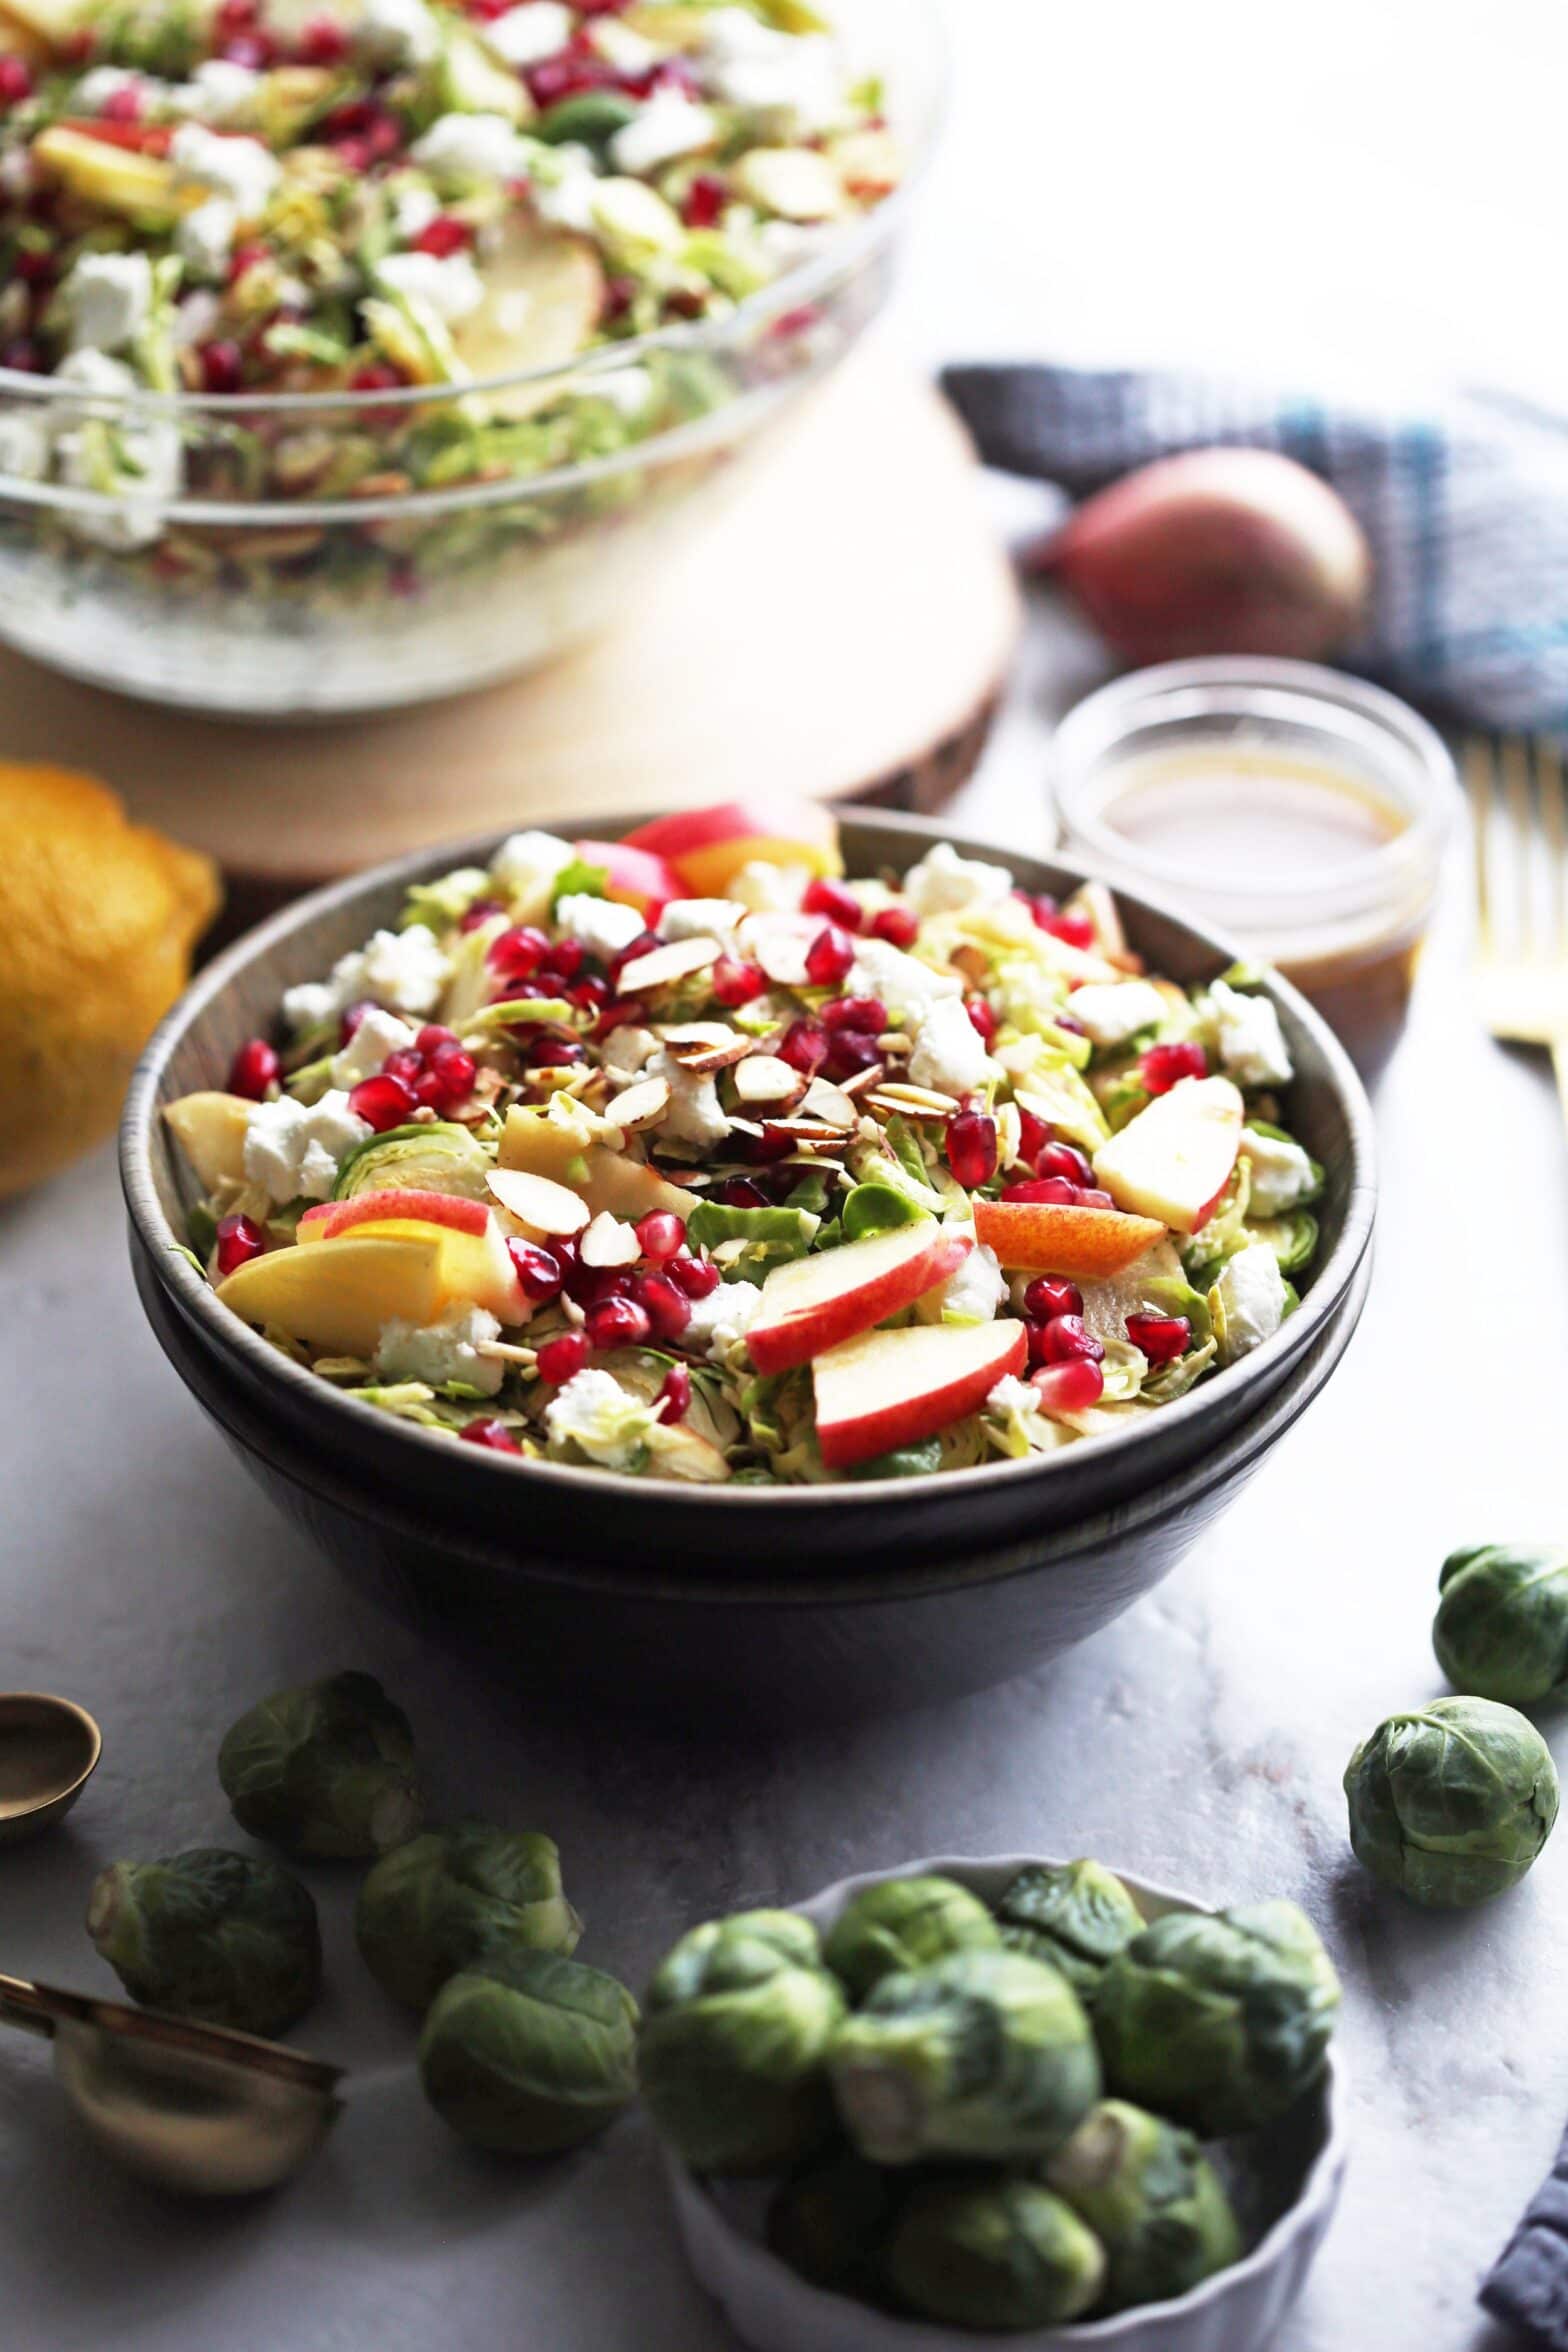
<box><xmin>122</xmin><ymin>810</ymin><xmax>1376</xmax><ymax>1720</ymax></box>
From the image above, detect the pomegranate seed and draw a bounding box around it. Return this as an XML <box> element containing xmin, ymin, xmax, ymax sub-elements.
<box><xmin>1141</xmin><ymin>1040</ymin><xmax>1209</xmax><ymax>1094</ymax></box>
<box><xmin>721</xmin><ymin>1176</ymin><xmax>770</xmax><ymax>1208</ymax></box>
<box><xmin>297</xmin><ymin>13</ymin><xmax>349</xmax><ymax>61</ymax></box>
<box><xmin>459</xmin><ymin>896</ymin><xmax>505</xmax><ymax>932</ymax></box>
<box><xmin>636</xmin><ymin>1210</ymin><xmax>685</xmax><ymax>1263</ymax></box>
<box><xmin>228</xmin><ymin>241</ymin><xmax>270</xmax><ymax>285</ymax></box>
<box><xmin>1045</xmin><ymin>910</ymin><xmax>1096</xmax><ymax>949</ymax></box>
<box><xmin>411</xmin><ymin>1023</ymin><xmax>450</xmax><ymax>1054</ymax></box>
<box><xmin>712</xmin><ymin>957</ymin><xmax>764</xmax><ymax>1008</ymax></box>
<box><xmin>1038</xmin><ymin>1140</ymin><xmax>1094</xmax><ymax>1186</ymax></box>
<box><xmin>602</xmin><ymin>273</ymin><xmax>637</xmax><ymax>323</ymax></box>
<box><xmin>1056</xmin><ymin>1012</ymin><xmax>1088</xmax><ymax>1038</ymax></box>
<box><xmin>1031</xmin><ymin>1358</ymin><xmax>1105</xmax><ymax>1415</ymax></box>
<box><xmin>821</xmin><ymin>995</ymin><xmax>886</xmax><ymax>1034</ymax></box>
<box><xmin>609</xmin><ymin>928</ymin><xmax>661</xmax><ymax>977</ymax></box>
<box><xmin>508</xmin><ymin>1239</ymin><xmax>563</xmax><ymax>1303</ymax></box>
<box><xmin>100</xmin><ymin>82</ymin><xmax>142</xmax><ymax>121</ymax></box>
<box><xmin>870</xmin><ymin>904</ymin><xmax>918</xmax><ymax>949</ymax></box>
<box><xmin>802</xmin><ymin>878</ymin><xmax>863</xmax><ymax>933</ymax></box>
<box><xmin>779</xmin><ymin>1019</ymin><xmax>828</xmax><ymax>1076</ymax></box>
<box><xmin>595</xmin><ymin>995</ymin><xmax>648</xmax><ymax>1039</ymax></box>
<box><xmin>1016</xmin><ymin>1107</ymin><xmax>1053</xmax><ymax>1168</ymax></box>
<box><xmin>384</xmin><ymin>1046</ymin><xmax>424</xmax><ymax>1081</ymax></box>
<box><xmin>1003</xmin><ymin>1176</ymin><xmax>1079</xmax><ymax>1205</ymax></box>
<box><xmin>350</xmin><ymin>361</ymin><xmax>402</xmax><ymax>394</ymax></box>
<box><xmin>1027</xmin><ymin>892</ymin><xmax>1058</xmax><ymax>926</ymax></box>
<box><xmin>634</xmin><ymin>1272</ymin><xmax>691</xmax><ymax>1342</ymax></box>
<box><xmin>965</xmin><ymin>994</ymin><xmax>998</xmax><ymax>1046</ymax></box>
<box><xmin>0</xmin><ymin>335</ymin><xmax>41</xmax><ymax>372</ymax></box>
<box><xmin>1024</xmin><ymin>1277</ymin><xmax>1082</xmax><ymax>1321</ymax></box>
<box><xmin>427</xmin><ymin>1046</ymin><xmax>475</xmax><ymax>1108</ymax></box>
<box><xmin>656</xmin><ymin>1362</ymin><xmax>692</xmax><ymax>1421</ymax></box>
<box><xmin>491</xmin><ymin>921</ymin><xmax>552</xmax><ymax>978</ymax></box>
<box><xmin>1025</xmin><ymin>1319</ymin><xmax>1054</xmax><ymax>1370</ymax></box>
<box><xmin>349</xmin><ymin>1072</ymin><xmax>416</xmax><ymax>1130</ymax></box>
<box><xmin>1038</xmin><ymin>1313</ymin><xmax>1104</xmax><ymax>1365</ymax></box>
<box><xmin>668</xmin><ymin>1253</ymin><xmax>720</xmax><ymax>1299</ymax></box>
<box><xmin>681</xmin><ymin>171</ymin><xmax>726</xmax><ymax>228</ymax></box>
<box><xmin>945</xmin><ymin>1108</ymin><xmax>998</xmax><ymax>1190</ymax></box>
<box><xmin>747</xmin><ymin>1125</ymin><xmax>795</xmax><ymax>1165</ymax></box>
<box><xmin>215</xmin><ymin>1212</ymin><xmax>266</xmax><ymax>1276</ymax></box>
<box><xmin>0</xmin><ymin>54</ymin><xmax>33</xmax><ymax>102</ymax></box>
<box><xmin>1077</xmin><ymin>1188</ymin><xmax>1117</xmax><ymax>1209</ymax></box>
<box><xmin>413</xmin><ymin>213</ymin><xmax>471</xmax><ymax>257</ymax></box>
<box><xmin>586</xmin><ymin>1294</ymin><xmax>651</xmax><ymax>1349</ymax></box>
<box><xmin>826</xmin><ymin>1031</ymin><xmax>883</xmax><ymax>1080</ymax></box>
<box><xmin>13</xmin><ymin>248</ymin><xmax>54</xmax><ymax>284</ymax></box>
<box><xmin>569</xmin><ymin>976</ymin><xmax>610</xmax><ymax>1013</ymax></box>
<box><xmin>1127</xmin><ymin>1312</ymin><xmax>1192</xmax><ymax>1365</ymax></box>
<box><xmin>460</xmin><ymin>1417</ymin><xmax>521</xmax><ymax>1453</ymax></box>
<box><xmin>536</xmin><ymin>1330</ymin><xmax>590</xmax><ymax>1385</ymax></box>
<box><xmin>526</xmin><ymin>1033</ymin><xmax>585</xmax><ymax>1068</ymax></box>
<box><xmin>805</xmin><ymin>925</ymin><xmax>856</xmax><ymax>988</ymax></box>
<box><xmin>338</xmin><ymin>999</ymin><xmax>379</xmax><ymax>1044</ymax></box>
<box><xmin>227</xmin><ymin>1037</ymin><xmax>279</xmax><ymax>1099</ymax></box>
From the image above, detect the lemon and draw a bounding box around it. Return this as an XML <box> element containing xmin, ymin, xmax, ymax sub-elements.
<box><xmin>0</xmin><ymin>764</ymin><xmax>221</xmax><ymax>1197</ymax></box>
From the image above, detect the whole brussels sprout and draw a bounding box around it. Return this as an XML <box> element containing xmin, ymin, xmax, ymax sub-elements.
<box><xmin>1046</xmin><ymin>2101</ymin><xmax>1242</xmax><ymax>2312</ymax></box>
<box><xmin>1096</xmin><ymin>1901</ymin><xmax>1339</xmax><ymax>2135</ymax></box>
<box><xmin>885</xmin><ymin>2176</ymin><xmax>1105</xmax><ymax>2330</ymax></box>
<box><xmin>766</xmin><ymin>2143</ymin><xmax>903</xmax><ymax>2296</ymax></box>
<box><xmin>86</xmin><ymin>1848</ymin><xmax>321</xmax><ymax>2037</ymax></box>
<box><xmin>418</xmin><ymin>1950</ymin><xmax>638</xmax><ymax>2155</ymax></box>
<box><xmin>1344</xmin><ymin>1695</ymin><xmax>1559</xmax><ymax>1908</ymax></box>
<box><xmin>828</xmin><ymin>1949</ymin><xmax>1101</xmax><ymax>2166</ymax></box>
<box><xmin>638</xmin><ymin>1909</ymin><xmax>846</xmax><ymax>2176</ymax></box>
<box><xmin>824</xmin><ymin>1876</ymin><xmax>1001</xmax><ymax>2002</ymax></box>
<box><xmin>994</xmin><ymin>1861</ymin><xmax>1144</xmax><ymax>2002</ymax></box>
<box><xmin>356</xmin><ymin>1822</ymin><xmax>581</xmax><ymax>2010</ymax></box>
<box><xmin>218</xmin><ymin>1671</ymin><xmax>424</xmax><ymax>1859</ymax></box>
<box><xmin>1434</xmin><ymin>1543</ymin><xmax>1568</xmax><ymax>1704</ymax></box>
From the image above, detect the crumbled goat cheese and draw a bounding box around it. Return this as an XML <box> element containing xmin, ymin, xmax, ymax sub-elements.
<box><xmin>1064</xmin><ymin>980</ymin><xmax>1166</xmax><ymax>1049</ymax></box>
<box><xmin>902</xmin><ymin>841</ymin><xmax>1015</xmax><ymax>919</ymax></box>
<box><xmin>176</xmin><ymin>195</ymin><xmax>238</xmax><ymax>279</ymax></box>
<box><xmin>847</xmin><ymin>935</ymin><xmax>961</xmax><ymax>1020</ymax></box>
<box><xmin>0</xmin><ymin>413</ymin><xmax>50</xmax><ymax>481</ymax></box>
<box><xmin>610</xmin><ymin>87</ymin><xmax>717</xmax><ymax>175</ymax></box>
<box><xmin>170</xmin><ymin>122</ymin><xmax>280</xmax><ymax>218</ymax></box>
<box><xmin>480</xmin><ymin>0</ymin><xmax>573</xmax><ymax>67</ymax></box>
<box><xmin>1209</xmin><ymin>980</ymin><xmax>1293</xmax><ymax>1088</ymax></box>
<box><xmin>908</xmin><ymin>994</ymin><xmax>995</xmax><ymax>1097</ymax></box>
<box><xmin>589</xmin><ymin>364</ymin><xmax>654</xmax><ymax>418</ymax></box>
<box><xmin>373</xmin><ymin>1306</ymin><xmax>503</xmax><ymax>1394</ymax></box>
<box><xmin>1240</xmin><ymin>1126</ymin><xmax>1317</xmax><ymax>1217</ymax></box>
<box><xmin>169</xmin><ymin>58</ymin><xmax>260</xmax><ymax>122</ymax></box>
<box><xmin>75</xmin><ymin>65</ymin><xmax>154</xmax><ymax>112</ymax></box>
<box><xmin>986</xmin><ymin>1373</ymin><xmax>1038</xmax><ymax>1416</ymax></box>
<box><xmin>658</xmin><ymin>898</ymin><xmax>746</xmax><ymax>948</ymax></box>
<box><xmin>283</xmin><ymin>924</ymin><xmax>451</xmax><ymax>1034</ymax></box>
<box><xmin>57</xmin><ymin>413</ymin><xmax>183</xmax><ymax>551</ymax></box>
<box><xmin>544</xmin><ymin>1368</ymin><xmax>654</xmax><ymax>1468</ymax></box>
<box><xmin>411</xmin><ymin>110</ymin><xmax>529</xmax><ymax>182</ymax></box>
<box><xmin>531</xmin><ymin>143</ymin><xmax>599</xmax><ymax>233</ymax></box>
<box><xmin>330</xmin><ymin>1007</ymin><xmax>419</xmax><ymax>1089</ymax></box>
<box><xmin>729</xmin><ymin>859</ymin><xmax>808</xmax><ymax>913</ymax></box>
<box><xmin>376</xmin><ymin>249</ymin><xmax>485</xmax><ymax>321</ymax></box>
<box><xmin>556</xmin><ymin>892</ymin><xmax>646</xmax><ymax>960</ymax></box>
<box><xmin>242</xmin><ymin>1090</ymin><xmax>374</xmax><ymax>1204</ymax></box>
<box><xmin>392</xmin><ymin>183</ymin><xmax>441</xmax><ymax>240</ymax></box>
<box><xmin>1213</xmin><ymin>1242</ymin><xmax>1288</xmax><ymax>1359</ymax></box>
<box><xmin>930</xmin><ymin>1238</ymin><xmax>1004</xmax><ymax>1325</ymax></box>
<box><xmin>648</xmin><ymin>1049</ymin><xmax>729</xmax><ymax>1152</ymax></box>
<box><xmin>64</xmin><ymin>251</ymin><xmax>153</xmax><ymax>353</ymax></box>
<box><xmin>680</xmin><ymin>1277</ymin><xmax>763</xmax><ymax>1360</ymax></box>
<box><xmin>489</xmin><ymin>828</ymin><xmax>575</xmax><ymax>922</ymax></box>
<box><xmin>698</xmin><ymin>8</ymin><xmax>844</xmax><ymax>131</ymax></box>
<box><xmin>358</xmin><ymin>0</ymin><xmax>440</xmax><ymax>66</ymax></box>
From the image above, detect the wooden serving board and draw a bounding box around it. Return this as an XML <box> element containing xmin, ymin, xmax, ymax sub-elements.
<box><xmin>0</xmin><ymin>358</ymin><xmax>1018</xmax><ymax>918</ymax></box>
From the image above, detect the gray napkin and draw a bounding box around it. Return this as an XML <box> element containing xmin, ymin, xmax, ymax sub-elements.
<box><xmin>942</xmin><ymin>363</ymin><xmax>1568</xmax><ymax>744</ymax></box>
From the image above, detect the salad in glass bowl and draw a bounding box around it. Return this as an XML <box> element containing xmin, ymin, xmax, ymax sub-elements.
<box><xmin>161</xmin><ymin>799</ymin><xmax>1328</xmax><ymax>1486</ymax></box>
<box><xmin>0</xmin><ymin>0</ymin><xmax>932</xmax><ymax>712</ymax></box>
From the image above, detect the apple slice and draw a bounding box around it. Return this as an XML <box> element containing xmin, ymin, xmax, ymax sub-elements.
<box><xmin>1092</xmin><ymin>1076</ymin><xmax>1245</xmax><ymax>1235</ymax></box>
<box><xmin>747</xmin><ymin>1225</ymin><xmax>971</xmax><ymax>1376</ymax></box>
<box><xmin>574</xmin><ymin>839</ymin><xmax>679</xmax><ymax>919</ymax></box>
<box><xmin>299</xmin><ymin>1189</ymin><xmax>488</xmax><ymax>1244</ymax></box>
<box><xmin>815</xmin><ymin>1319</ymin><xmax>1028</xmax><ymax>1470</ymax></box>
<box><xmin>216</xmin><ymin>1236</ymin><xmax>448</xmax><ymax>1359</ymax></box>
<box><xmin>975</xmin><ymin>1198</ymin><xmax>1166</xmax><ymax>1279</ymax></box>
<box><xmin>499</xmin><ymin>1105</ymin><xmax>698</xmax><ymax>1220</ymax></box>
<box><xmin>33</xmin><ymin>123</ymin><xmax>179</xmax><ymax>220</ymax></box>
<box><xmin>621</xmin><ymin>798</ymin><xmax>842</xmax><ymax>896</ymax></box>
<box><xmin>298</xmin><ymin>1194</ymin><xmax>526</xmax><ymax>1322</ymax></box>
<box><xmin>163</xmin><ymin>1092</ymin><xmax>253</xmax><ymax>1191</ymax></box>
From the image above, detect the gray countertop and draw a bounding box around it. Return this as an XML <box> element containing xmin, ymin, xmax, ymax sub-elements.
<box><xmin>7</xmin><ymin>2</ymin><xmax>1568</xmax><ymax>2340</ymax></box>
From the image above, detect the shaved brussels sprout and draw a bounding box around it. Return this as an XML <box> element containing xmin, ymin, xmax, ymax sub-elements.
<box><xmin>86</xmin><ymin>1848</ymin><xmax>321</xmax><ymax>2036</ymax></box>
<box><xmin>355</xmin><ymin>1823</ymin><xmax>582</xmax><ymax>2010</ymax></box>
<box><xmin>994</xmin><ymin>1860</ymin><xmax>1144</xmax><ymax>2003</ymax></box>
<box><xmin>885</xmin><ymin>2176</ymin><xmax>1106</xmax><ymax>2330</ymax></box>
<box><xmin>1248</xmin><ymin>1211</ymin><xmax>1319</xmax><ymax>1277</ymax></box>
<box><xmin>828</xmin><ymin>1950</ymin><xmax>1100</xmax><ymax>2165</ymax></box>
<box><xmin>332</xmin><ymin>1122</ymin><xmax>492</xmax><ymax>1202</ymax></box>
<box><xmin>1096</xmin><ymin>1902</ymin><xmax>1339</xmax><ymax>2134</ymax></box>
<box><xmin>1433</xmin><ymin>1543</ymin><xmax>1568</xmax><ymax>1704</ymax></box>
<box><xmin>218</xmin><ymin>1671</ymin><xmax>423</xmax><ymax>1859</ymax></box>
<box><xmin>639</xmin><ymin>1911</ymin><xmax>846</xmax><ymax>2175</ymax></box>
<box><xmin>1344</xmin><ymin>1697</ymin><xmax>1559</xmax><ymax>1908</ymax></box>
<box><xmin>824</xmin><ymin>1877</ymin><xmax>1001</xmax><ymax>2002</ymax></box>
<box><xmin>1046</xmin><ymin>2101</ymin><xmax>1242</xmax><ymax>2312</ymax></box>
<box><xmin>418</xmin><ymin>1951</ymin><xmax>638</xmax><ymax>2155</ymax></box>
<box><xmin>766</xmin><ymin>2143</ymin><xmax>903</xmax><ymax>2296</ymax></box>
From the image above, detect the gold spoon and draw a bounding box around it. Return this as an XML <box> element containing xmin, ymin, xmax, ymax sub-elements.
<box><xmin>0</xmin><ymin>1974</ymin><xmax>344</xmax><ymax>2194</ymax></box>
<box><xmin>0</xmin><ymin>1694</ymin><xmax>102</xmax><ymax>1843</ymax></box>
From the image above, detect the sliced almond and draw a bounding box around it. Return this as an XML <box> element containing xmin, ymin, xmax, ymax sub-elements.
<box><xmin>836</xmin><ymin>1065</ymin><xmax>886</xmax><ymax>1101</ymax></box>
<box><xmin>580</xmin><ymin>1211</ymin><xmax>642</xmax><ymax>1269</ymax></box>
<box><xmin>760</xmin><ymin>1118</ymin><xmax>846</xmax><ymax>1147</ymax></box>
<box><xmin>875</xmin><ymin>1081</ymin><xmax>961</xmax><ymax>1114</ymax></box>
<box><xmin>799</xmin><ymin>1078</ymin><xmax>858</xmax><ymax>1127</ymax></box>
<box><xmin>679</xmin><ymin>1039</ymin><xmax>760</xmax><ymax>1075</ymax></box>
<box><xmin>605</xmin><ymin>1075</ymin><xmax>671</xmax><ymax>1132</ymax></box>
<box><xmin>867</xmin><ymin>1093</ymin><xmax>951</xmax><ymax>1123</ymax></box>
<box><xmin>738</xmin><ymin>912</ymin><xmax>818</xmax><ymax>987</ymax></box>
<box><xmin>618</xmin><ymin>936</ymin><xmax>720</xmax><ymax>993</ymax></box>
<box><xmin>734</xmin><ymin>1055</ymin><xmax>806</xmax><ymax>1106</ymax></box>
<box><xmin>487</xmin><ymin>1168</ymin><xmax>590</xmax><ymax>1237</ymax></box>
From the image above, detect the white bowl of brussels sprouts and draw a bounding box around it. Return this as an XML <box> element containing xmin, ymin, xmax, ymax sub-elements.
<box><xmin>658</xmin><ymin>1855</ymin><xmax>1349</xmax><ymax>2351</ymax></box>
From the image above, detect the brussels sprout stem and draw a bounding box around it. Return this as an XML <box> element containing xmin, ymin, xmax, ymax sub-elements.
<box><xmin>832</xmin><ymin>2057</ymin><xmax>929</xmax><ymax>2165</ymax></box>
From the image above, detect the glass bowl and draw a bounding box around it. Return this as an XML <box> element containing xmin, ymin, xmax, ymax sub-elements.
<box><xmin>0</xmin><ymin>0</ymin><xmax>942</xmax><ymax>720</ymax></box>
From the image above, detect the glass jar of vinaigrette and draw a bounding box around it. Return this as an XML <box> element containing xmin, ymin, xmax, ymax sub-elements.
<box><xmin>1051</xmin><ymin>658</ymin><xmax>1461</xmax><ymax>1077</ymax></box>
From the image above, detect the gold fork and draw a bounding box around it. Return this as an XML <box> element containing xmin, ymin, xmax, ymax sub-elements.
<box><xmin>1469</xmin><ymin>734</ymin><xmax>1568</xmax><ymax>1116</ymax></box>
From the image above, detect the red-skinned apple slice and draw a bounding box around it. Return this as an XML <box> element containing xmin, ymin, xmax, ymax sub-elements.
<box><xmin>299</xmin><ymin>1189</ymin><xmax>489</xmax><ymax>1244</ymax></box>
<box><xmin>1092</xmin><ymin>1075</ymin><xmax>1245</xmax><ymax>1235</ymax></box>
<box><xmin>621</xmin><ymin>798</ymin><xmax>842</xmax><ymax>895</ymax></box>
<box><xmin>815</xmin><ymin>1319</ymin><xmax>1029</xmax><ymax>1470</ymax></box>
<box><xmin>216</xmin><ymin>1236</ymin><xmax>449</xmax><ymax>1359</ymax></box>
<box><xmin>974</xmin><ymin>1198</ymin><xmax>1166</xmax><ymax>1278</ymax></box>
<box><xmin>573</xmin><ymin>839</ymin><xmax>680</xmax><ymax>919</ymax></box>
<box><xmin>747</xmin><ymin>1224</ymin><xmax>971</xmax><ymax>1375</ymax></box>
<box><xmin>298</xmin><ymin>1196</ymin><xmax>527</xmax><ymax>1322</ymax></box>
